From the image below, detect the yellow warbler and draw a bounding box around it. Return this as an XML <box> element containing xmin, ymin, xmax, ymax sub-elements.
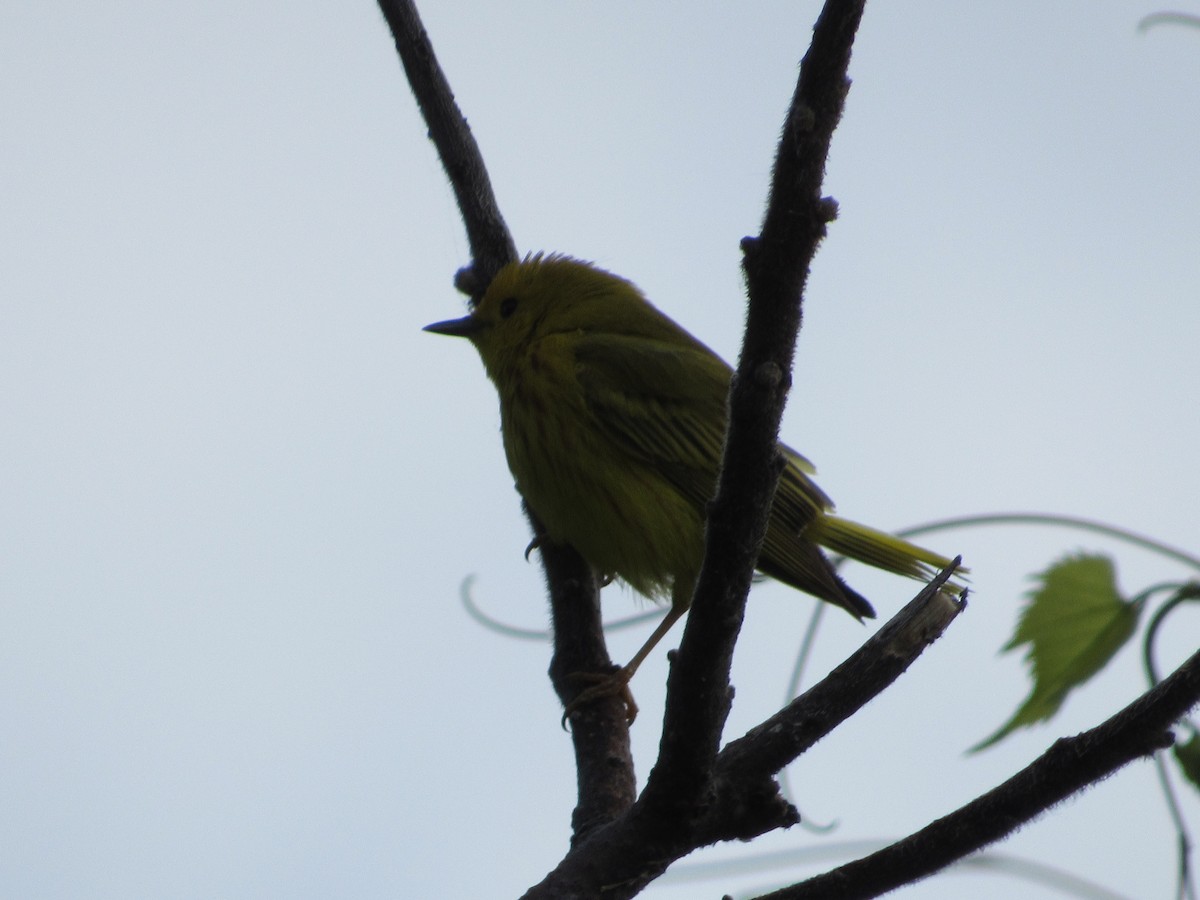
<box><xmin>426</xmin><ymin>254</ymin><xmax>962</xmax><ymax>712</ymax></box>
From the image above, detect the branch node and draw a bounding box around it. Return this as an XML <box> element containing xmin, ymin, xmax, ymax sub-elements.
<box><xmin>790</xmin><ymin>103</ymin><xmax>816</xmax><ymax>134</ymax></box>
<box><xmin>453</xmin><ymin>264</ymin><xmax>486</xmax><ymax>299</ymax></box>
<box><xmin>754</xmin><ymin>361</ymin><xmax>785</xmax><ymax>388</ymax></box>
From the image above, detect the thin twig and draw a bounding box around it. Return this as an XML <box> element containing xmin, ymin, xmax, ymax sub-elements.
<box><xmin>694</xmin><ymin>566</ymin><xmax>965</xmax><ymax>846</ymax></box>
<box><xmin>375</xmin><ymin>0</ymin><xmax>515</xmax><ymax>287</ymax></box>
<box><xmin>716</xmin><ymin>564</ymin><xmax>963</xmax><ymax>783</ymax></box>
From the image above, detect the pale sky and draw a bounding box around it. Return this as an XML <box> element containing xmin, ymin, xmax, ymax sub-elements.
<box><xmin>2</xmin><ymin>2</ymin><xmax>1199</xmax><ymax>898</ymax></box>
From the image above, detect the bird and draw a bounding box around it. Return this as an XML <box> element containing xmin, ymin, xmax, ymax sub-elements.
<box><xmin>425</xmin><ymin>253</ymin><xmax>963</xmax><ymax>720</ymax></box>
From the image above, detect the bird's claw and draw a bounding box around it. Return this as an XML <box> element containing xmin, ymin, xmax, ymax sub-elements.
<box><xmin>524</xmin><ymin>536</ymin><xmax>543</xmax><ymax>561</ymax></box>
<box><xmin>561</xmin><ymin>668</ymin><xmax>638</xmax><ymax>728</ymax></box>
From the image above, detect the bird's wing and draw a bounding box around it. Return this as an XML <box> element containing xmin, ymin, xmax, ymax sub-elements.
<box><xmin>573</xmin><ymin>334</ymin><xmax>831</xmax><ymax>525</ymax></box>
<box><xmin>573</xmin><ymin>334</ymin><xmax>727</xmax><ymax>509</ymax></box>
<box><xmin>775</xmin><ymin>444</ymin><xmax>834</xmax><ymax>532</ymax></box>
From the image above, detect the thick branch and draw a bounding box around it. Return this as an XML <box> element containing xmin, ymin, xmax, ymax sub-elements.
<box><xmin>643</xmin><ymin>0</ymin><xmax>867</xmax><ymax>813</ymax></box>
<box><xmin>756</xmin><ymin>647</ymin><xmax>1200</xmax><ymax>900</ymax></box>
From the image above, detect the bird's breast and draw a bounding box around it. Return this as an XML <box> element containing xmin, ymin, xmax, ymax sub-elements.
<box><xmin>494</xmin><ymin>339</ymin><xmax>700</xmax><ymax>599</ymax></box>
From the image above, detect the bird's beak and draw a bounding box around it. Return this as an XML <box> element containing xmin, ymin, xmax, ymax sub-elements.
<box><xmin>423</xmin><ymin>314</ymin><xmax>483</xmax><ymax>338</ymax></box>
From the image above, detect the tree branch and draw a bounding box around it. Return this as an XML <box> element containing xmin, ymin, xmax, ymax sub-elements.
<box><xmin>375</xmin><ymin>0</ymin><xmax>515</xmax><ymax>287</ymax></box>
<box><xmin>642</xmin><ymin>0</ymin><xmax>867</xmax><ymax>815</ymax></box>
<box><xmin>377</xmin><ymin>0</ymin><xmax>632</xmax><ymax>841</ymax></box>
<box><xmin>518</xmin><ymin>564</ymin><xmax>961</xmax><ymax>900</ymax></box>
<box><xmin>755</xmin><ymin>647</ymin><xmax>1200</xmax><ymax>900</ymax></box>
<box><xmin>536</xmin><ymin>505</ymin><xmax>638</xmax><ymax>842</ymax></box>
<box><xmin>699</xmin><ymin>563</ymin><xmax>964</xmax><ymax>843</ymax></box>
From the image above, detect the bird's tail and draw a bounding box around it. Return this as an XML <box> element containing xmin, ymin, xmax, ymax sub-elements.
<box><xmin>808</xmin><ymin>515</ymin><xmax>968</xmax><ymax>591</ymax></box>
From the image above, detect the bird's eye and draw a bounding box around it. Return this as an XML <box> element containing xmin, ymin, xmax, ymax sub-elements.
<box><xmin>499</xmin><ymin>296</ymin><xmax>518</xmax><ymax>319</ymax></box>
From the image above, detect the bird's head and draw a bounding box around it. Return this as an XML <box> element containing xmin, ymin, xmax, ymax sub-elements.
<box><xmin>424</xmin><ymin>254</ymin><xmax>653</xmax><ymax>376</ymax></box>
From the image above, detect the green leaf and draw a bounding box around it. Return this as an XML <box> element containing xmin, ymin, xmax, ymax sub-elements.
<box><xmin>972</xmin><ymin>554</ymin><xmax>1142</xmax><ymax>752</ymax></box>
<box><xmin>1174</xmin><ymin>730</ymin><xmax>1200</xmax><ymax>794</ymax></box>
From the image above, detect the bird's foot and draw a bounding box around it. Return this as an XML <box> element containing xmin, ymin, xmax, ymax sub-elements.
<box><xmin>561</xmin><ymin>668</ymin><xmax>638</xmax><ymax>728</ymax></box>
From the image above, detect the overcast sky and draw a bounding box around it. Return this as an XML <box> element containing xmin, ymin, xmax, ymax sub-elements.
<box><xmin>3</xmin><ymin>2</ymin><xmax>1199</xmax><ymax>898</ymax></box>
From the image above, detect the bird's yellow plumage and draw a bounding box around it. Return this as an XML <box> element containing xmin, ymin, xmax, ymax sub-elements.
<box><xmin>426</xmin><ymin>254</ymin><xmax>963</xmax><ymax>714</ymax></box>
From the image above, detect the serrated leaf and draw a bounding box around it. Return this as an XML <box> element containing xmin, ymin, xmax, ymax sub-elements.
<box><xmin>1174</xmin><ymin>731</ymin><xmax>1200</xmax><ymax>794</ymax></box>
<box><xmin>972</xmin><ymin>554</ymin><xmax>1142</xmax><ymax>752</ymax></box>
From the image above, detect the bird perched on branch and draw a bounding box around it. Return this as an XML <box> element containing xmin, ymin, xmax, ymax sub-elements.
<box><xmin>426</xmin><ymin>254</ymin><xmax>964</xmax><ymax>721</ymax></box>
